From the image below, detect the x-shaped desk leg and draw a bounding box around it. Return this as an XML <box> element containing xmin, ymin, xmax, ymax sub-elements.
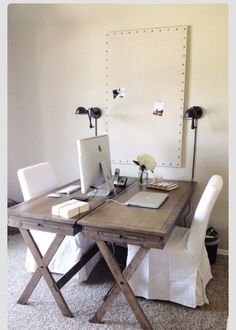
<box><xmin>18</xmin><ymin>228</ymin><xmax>73</xmax><ymax>318</ymax></box>
<box><xmin>91</xmin><ymin>241</ymin><xmax>152</xmax><ymax>330</ymax></box>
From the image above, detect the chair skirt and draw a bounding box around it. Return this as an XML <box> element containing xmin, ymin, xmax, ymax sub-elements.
<box><xmin>127</xmin><ymin>226</ymin><xmax>212</xmax><ymax>308</ymax></box>
<box><xmin>25</xmin><ymin>230</ymin><xmax>100</xmax><ymax>283</ymax></box>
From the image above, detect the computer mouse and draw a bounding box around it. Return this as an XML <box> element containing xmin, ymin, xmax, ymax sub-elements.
<box><xmin>47</xmin><ymin>193</ymin><xmax>61</xmax><ymax>198</ymax></box>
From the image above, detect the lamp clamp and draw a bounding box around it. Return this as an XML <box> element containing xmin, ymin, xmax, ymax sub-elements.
<box><xmin>88</xmin><ymin>107</ymin><xmax>102</xmax><ymax>119</ymax></box>
<box><xmin>184</xmin><ymin>106</ymin><xmax>203</xmax><ymax>129</ymax></box>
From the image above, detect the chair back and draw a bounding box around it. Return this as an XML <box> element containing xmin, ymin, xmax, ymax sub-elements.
<box><xmin>187</xmin><ymin>175</ymin><xmax>223</xmax><ymax>253</ymax></box>
<box><xmin>17</xmin><ymin>162</ymin><xmax>58</xmax><ymax>201</ymax></box>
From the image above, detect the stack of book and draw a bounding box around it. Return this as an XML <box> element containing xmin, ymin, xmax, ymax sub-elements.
<box><xmin>52</xmin><ymin>199</ymin><xmax>89</xmax><ymax>219</ymax></box>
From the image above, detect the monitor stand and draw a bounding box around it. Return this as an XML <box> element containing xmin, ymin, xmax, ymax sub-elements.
<box><xmin>89</xmin><ymin>183</ymin><xmax>112</xmax><ymax>197</ymax></box>
<box><xmin>88</xmin><ymin>160</ymin><xmax>116</xmax><ymax>197</ymax></box>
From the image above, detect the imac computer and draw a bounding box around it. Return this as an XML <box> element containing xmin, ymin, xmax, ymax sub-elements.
<box><xmin>77</xmin><ymin>134</ymin><xmax>115</xmax><ymax>196</ymax></box>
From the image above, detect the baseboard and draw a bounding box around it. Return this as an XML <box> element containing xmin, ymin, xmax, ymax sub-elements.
<box><xmin>217</xmin><ymin>248</ymin><xmax>228</xmax><ymax>256</ymax></box>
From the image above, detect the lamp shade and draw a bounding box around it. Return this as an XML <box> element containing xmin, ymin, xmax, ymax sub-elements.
<box><xmin>75</xmin><ymin>107</ymin><xmax>88</xmax><ymax>115</ymax></box>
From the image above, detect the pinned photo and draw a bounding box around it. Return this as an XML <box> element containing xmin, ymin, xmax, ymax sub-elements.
<box><xmin>153</xmin><ymin>100</ymin><xmax>164</xmax><ymax>116</ymax></box>
<box><xmin>112</xmin><ymin>88</ymin><xmax>126</xmax><ymax>99</ymax></box>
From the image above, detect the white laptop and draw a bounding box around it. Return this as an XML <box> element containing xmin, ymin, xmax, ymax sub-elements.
<box><xmin>125</xmin><ymin>191</ymin><xmax>168</xmax><ymax>209</ymax></box>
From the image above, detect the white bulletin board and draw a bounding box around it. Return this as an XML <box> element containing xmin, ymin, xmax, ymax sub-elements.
<box><xmin>105</xmin><ymin>25</ymin><xmax>188</xmax><ymax>167</ymax></box>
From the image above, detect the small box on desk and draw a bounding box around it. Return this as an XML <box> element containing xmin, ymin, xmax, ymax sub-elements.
<box><xmin>52</xmin><ymin>199</ymin><xmax>89</xmax><ymax>219</ymax></box>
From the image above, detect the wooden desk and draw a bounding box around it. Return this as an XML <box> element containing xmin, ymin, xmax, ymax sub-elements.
<box><xmin>8</xmin><ymin>178</ymin><xmax>136</xmax><ymax>318</ymax></box>
<box><xmin>79</xmin><ymin>180</ymin><xmax>195</xmax><ymax>329</ymax></box>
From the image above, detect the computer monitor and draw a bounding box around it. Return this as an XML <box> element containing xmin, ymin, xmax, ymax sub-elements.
<box><xmin>77</xmin><ymin>135</ymin><xmax>115</xmax><ymax>196</ymax></box>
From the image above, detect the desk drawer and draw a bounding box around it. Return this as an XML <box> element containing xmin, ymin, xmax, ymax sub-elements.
<box><xmin>82</xmin><ymin>227</ymin><xmax>165</xmax><ymax>249</ymax></box>
<box><xmin>8</xmin><ymin>216</ymin><xmax>80</xmax><ymax>236</ymax></box>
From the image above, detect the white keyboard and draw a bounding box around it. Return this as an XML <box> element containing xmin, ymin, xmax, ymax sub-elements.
<box><xmin>56</xmin><ymin>184</ymin><xmax>81</xmax><ymax>195</ymax></box>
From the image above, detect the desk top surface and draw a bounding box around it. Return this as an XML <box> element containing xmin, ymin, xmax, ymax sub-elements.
<box><xmin>79</xmin><ymin>180</ymin><xmax>195</xmax><ymax>247</ymax></box>
<box><xmin>8</xmin><ymin>178</ymin><xmax>195</xmax><ymax>241</ymax></box>
<box><xmin>7</xmin><ymin>178</ymin><xmax>136</xmax><ymax>235</ymax></box>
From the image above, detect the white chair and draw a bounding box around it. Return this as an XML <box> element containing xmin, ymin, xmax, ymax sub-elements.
<box><xmin>127</xmin><ymin>175</ymin><xmax>223</xmax><ymax>308</ymax></box>
<box><xmin>17</xmin><ymin>162</ymin><xmax>100</xmax><ymax>282</ymax></box>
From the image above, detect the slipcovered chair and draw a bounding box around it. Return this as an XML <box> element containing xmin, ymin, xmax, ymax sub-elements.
<box><xmin>17</xmin><ymin>162</ymin><xmax>100</xmax><ymax>282</ymax></box>
<box><xmin>127</xmin><ymin>175</ymin><xmax>223</xmax><ymax>308</ymax></box>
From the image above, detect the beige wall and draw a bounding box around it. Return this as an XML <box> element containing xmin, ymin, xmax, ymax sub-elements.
<box><xmin>8</xmin><ymin>4</ymin><xmax>228</xmax><ymax>249</ymax></box>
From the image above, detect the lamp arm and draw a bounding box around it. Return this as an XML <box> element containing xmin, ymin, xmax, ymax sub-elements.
<box><xmin>89</xmin><ymin>107</ymin><xmax>101</xmax><ymax>135</ymax></box>
<box><xmin>87</xmin><ymin>112</ymin><xmax>94</xmax><ymax>129</ymax></box>
<box><xmin>191</xmin><ymin>117</ymin><xmax>195</xmax><ymax>129</ymax></box>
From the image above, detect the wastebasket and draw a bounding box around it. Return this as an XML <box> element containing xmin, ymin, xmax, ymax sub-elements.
<box><xmin>205</xmin><ymin>227</ymin><xmax>219</xmax><ymax>265</ymax></box>
<box><xmin>8</xmin><ymin>198</ymin><xmax>20</xmax><ymax>235</ymax></box>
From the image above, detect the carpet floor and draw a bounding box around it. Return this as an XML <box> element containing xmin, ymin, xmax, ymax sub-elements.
<box><xmin>8</xmin><ymin>234</ymin><xmax>228</xmax><ymax>330</ymax></box>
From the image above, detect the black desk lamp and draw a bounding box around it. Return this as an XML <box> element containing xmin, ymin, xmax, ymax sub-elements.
<box><xmin>184</xmin><ymin>106</ymin><xmax>203</xmax><ymax>181</ymax></box>
<box><xmin>75</xmin><ymin>106</ymin><xmax>102</xmax><ymax>136</ymax></box>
